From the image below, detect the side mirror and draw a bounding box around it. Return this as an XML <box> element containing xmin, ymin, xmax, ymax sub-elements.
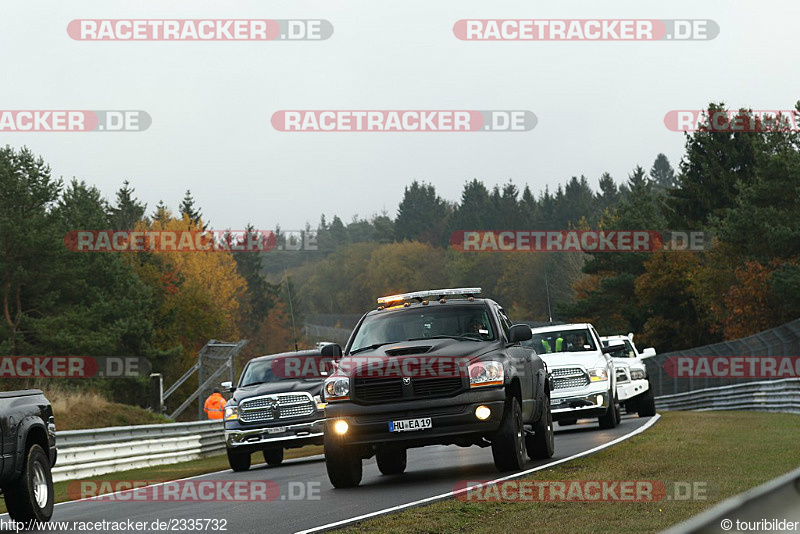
<box><xmin>601</xmin><ymin>343</ymin><xmax>626</xmax><ymax>354</ymax></box>
<box><xmin>508</xmin><ymin>324</ymin><xmax>533</xmax><ymax>343</ymax></box>
<box><xmin>321</xmin><ymin>343</ymin><xmax>343</xmax><ymax>359</ymax></box>
<box><xmin>221</xmin><ymin>381</ymin><xmax>235</xmax><ymax>392</ymax></box>
<box><xmin>640</xmin><ymin>348</ymin><xmax>657</xmax><ymax>359</ymax></box>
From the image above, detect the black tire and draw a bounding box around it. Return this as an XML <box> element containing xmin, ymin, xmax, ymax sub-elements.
<box><xmin>227</xmin><ymin>449</ymin><xmax>251</xmax><ymax>472</ymax></box>
<box><xmin>263</xmin><ymin>448</ymin><xmax>284</xmax><ymax>466</ymax></box>
<box><xmin>598</xmin><ymin>393</ymin><xmax>619</xmax><ymax>429</ymax></box>
<box><xmin>491</xmin><ymin>397</ymin><xmax>526</xmax><ymax>472</ymax></box>
<box><xmin>637</xmin><ymin>386</ymin><xmax>657</xmax><ymax>417</ymax></box>
<box><xmin>3</xmin><ymin>444</ymin><xmax>54</xmax><ymax>522</ymax></box>
<box><xmin>376</xmin><ymin>446</ymin><xmax>407</xmax><ymax>475</ymax></box>
<box><xmin>526</xmin><ymin>403</ymin><xmax>555</xmax><ymax>459</ymax></box>
<box><xmin>324</xmin><ymin>429</ymin><xmax>362</xmax><ymax>488</ymax></box>
<box><xmin>558</xmin><ymin>419</ymin><xmax>577</xmax><ymax>427</ymax></box>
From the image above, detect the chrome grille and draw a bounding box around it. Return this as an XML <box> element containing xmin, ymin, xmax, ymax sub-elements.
<box><xmin>239</xmin><ymin>393</ymin><xmax>315</xmax><ymax>423</ymax></box>
<box><xmin>551</xmin><ymin>367</ymin><xmax>589</xmax><ymax>390</ymax></box>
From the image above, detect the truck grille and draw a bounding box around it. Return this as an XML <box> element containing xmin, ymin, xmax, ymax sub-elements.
<box><xmin>551</xmin><ymin>367</ymin><xmax>590</xmax><ymax>390</ymax></box>
<box><xmin>616</xmin><ymin>367</ymin><xmax>631</xmax><ymax>383</ymax></box>
<box><xmin>353</xmin><ymin>377</ymin><xmax>402</xmax><ymax>402</ymax></box>
<box><xmin>412</xmin><ymin>377</ymin><xmax>462</xmax><ymax>397</ymax></box>
<box><xmin>239</xmin><ymin>393</ymin><xmax>315</xmax><ymax>423</ymax></box>
<box><xmin>353</xmin><ymin>376</ymin><xmax>464</xmax><ymax>402</ymax></box>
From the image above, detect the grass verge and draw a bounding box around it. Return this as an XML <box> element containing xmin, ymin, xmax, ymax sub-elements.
<box><xmin>335</xmin><ymin>411</ymin><xmax>800</xmax><ymax>534</ymax></box>
<box><xmin>0</xmin><ymin>445</ymin><xmax>323</xmax><ymax>514</ymax></box>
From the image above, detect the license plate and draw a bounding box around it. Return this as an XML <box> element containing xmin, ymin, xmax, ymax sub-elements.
<box><xmin>266</xmin><ymin>426</ymin><xmax>287</xmax><ymax>434</ymax></box>
<box><xmin>389</xmin><ymin>418</ymin><xmax>432</xmax><ymax>432</ymax></box>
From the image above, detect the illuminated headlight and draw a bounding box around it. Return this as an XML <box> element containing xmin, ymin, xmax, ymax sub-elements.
<box><xmin>314</xmin><ymin>394</ymin><xmax>326</xmax><ymax>410</ymax></box>
<box><xmin>324</xmin><ymin>378</ymin><xmax>350</xmax><ymax>400</ymax></box>
<box><xmin>224</xmin><ymin>405</ymin><xmax>238</xmax><ymax>421</ymax></box>
<box><xmin>469</xmin><ymin>361</ymin><xmax>504</xmax><ymax>388</ymax></box>
<box><xmin>590</xmin><ymin>367</ymin><xmax>609</xmax><ymax>382</ymax></box>
<box><xmin>475</xmin><ymin>405</ymin><xmax>491</xmax><ymax>420</ymax></box>
<box><xmin>333</xmin><ymin>420</ymin><xmax>349</xmax><ymax>435</ymax></box>
<box><xmin>630</xmin><ymin>369</ymin><xmax>646</xmax><ymax>381</ymax></box>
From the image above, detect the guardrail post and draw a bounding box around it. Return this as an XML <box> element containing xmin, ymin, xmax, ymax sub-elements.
<box><xmin>150</xmin><ymin>373</ymin><xmax>163</xmax><ymax>414</ymax></box>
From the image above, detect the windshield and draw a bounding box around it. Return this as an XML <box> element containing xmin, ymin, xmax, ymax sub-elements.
<box><xmin>603</xmin><ymin>339</ymin><xmax>636</xmax><ymax>358</ymax></box>
<box><xmin>524</xmin><ymin>328</ymin><xmax>597</xmax><ymax>353</ymax></box>
<box><xmin>239</xmin><ymin>358</ymin><xmax>324</xmax><ymax>387</ymax></box>
<box><xmin>349</xmin><ymin>305</ymin><xmax>496</xmax><ymax>352</ymax></box>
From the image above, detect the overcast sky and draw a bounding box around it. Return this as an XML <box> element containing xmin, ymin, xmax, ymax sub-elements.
<box><xmin>1</xmin><ymin>1</ymin><xmax>798</xmax><ymax>230</ymax></box>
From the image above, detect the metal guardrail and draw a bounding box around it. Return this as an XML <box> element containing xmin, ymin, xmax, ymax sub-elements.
<box><xmin>53</xmin><ymin>420</ymin><xmax>225</xmax><ymax>483</ymax></box>
<box><xmin>664</xmin><ymin>464</ymin><xmax>800</xmax><ymax>533</ymax></box>
<box><xmin>655</xmin><ymin>378</ymin><xmax>800</xmax><ymax>414</ymax></box>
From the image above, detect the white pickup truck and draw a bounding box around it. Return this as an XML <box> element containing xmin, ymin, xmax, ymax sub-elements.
<box><xmin>600</xmin><ymin>334</ymin><xmax>656</xmax><ymax>417</ymax></box>
<box><xmin>526</xmin><ymin>323</ymin><xmax>626</xmax><ymax>429</ymax></box>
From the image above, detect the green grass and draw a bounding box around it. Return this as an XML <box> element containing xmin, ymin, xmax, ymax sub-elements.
<box><xmin>335</xmin><ymin>412</ymin><xmax>800</xmax><ymax>534</ymax></box>
<box><xmin>0</xmin><ymin>445</ymin><xmax>323</xmax><ymax>514</ymax></box>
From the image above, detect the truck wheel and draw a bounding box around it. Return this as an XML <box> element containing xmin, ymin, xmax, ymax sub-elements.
<box><xmin>3</xmin><ymin>444</ymin><xmax>54</xmax><ymax>522</ymax></box>
<box><xmin>598</xmin><ymin>393</ymin><xmax>619</xmax><ymax>429</ymax></box>
<box><xmin>526</xmin><ymin>403</ymin><xmax>555</xmax><ymax>459</ymax></box>
<box><xmin>376</xmin><ymin>446</ymin><xmax>407</xmax><ymax>475</ymax></box>
<box><xmin>324</xmin><ymin>431</ymin><xmax>362</xmax><ymax>488</ymax></box>
<box><xmin>263</xmin><ymin>449</ymin><xmax>284</xmax><ymax>466</ymax></box>
<box><xmin>227</xmin><ymin>449</ymin><xmax>251</xmax><ymax>472</ymax></box>
<box><xmin>491</xmin><ymin>396</ymin><xmax>526</xmax><ymax>472</ymax></box>
<box><xmin>637</xmin><ymin>386</ymin><xmax>656</xmax><ymax>417</ymax></box>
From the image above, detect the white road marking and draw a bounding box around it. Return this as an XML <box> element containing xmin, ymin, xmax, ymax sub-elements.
<box><xmin>296</xmin><ymin>414</ymin><xmax>662</xmax><ymax>534</ymax></box>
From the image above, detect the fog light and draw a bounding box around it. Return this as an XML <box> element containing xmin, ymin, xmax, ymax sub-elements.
<box><xmin>333</xmin><ymin>420</ymin><xmax>349</xmax><ymax>435</ymax></box>
<box><xmin>596</xmin><ymin>395</ymin><xmax>603</xmax><ymax>405</ymax></box>
<box><xmin>475</xmin><ymin>405</ymin><xmax>491</xmax><ymax>420</ymax></box>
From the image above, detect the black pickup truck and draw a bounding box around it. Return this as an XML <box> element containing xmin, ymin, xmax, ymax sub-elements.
<box><xmin>321</xmin><ymin>288</ymin><xmax>555</xmax><ymax>488</ymax></box>
<box><xmin>0</xmin><ymin>389</ymin><xmax>57</xmax><ymax>522</ymax></box>
<box><xmin>222</xmin><ymin>350</ymin><xmax>328</xmax><ymax>472</ymax></box>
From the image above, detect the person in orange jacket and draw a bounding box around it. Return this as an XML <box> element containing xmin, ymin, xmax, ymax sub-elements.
<box><xmin>204</xmin><ymin>388</ymin><xmax>226</xmax><ymax>420</ymax></box>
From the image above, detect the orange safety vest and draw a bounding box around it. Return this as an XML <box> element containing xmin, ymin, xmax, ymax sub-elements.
<box><xmin>204</xmin><ymin>393</ymin><xmax>226</xmax><ymax>420</ymax></box>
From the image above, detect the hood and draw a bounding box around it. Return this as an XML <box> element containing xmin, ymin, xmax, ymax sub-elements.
<box><xmin>337</xmin><ymin>338</ymin><xmax>501</xmax><ymax>377</ymax></box>
<box><xmin>231</xmin><ymin>380</ymin><xmax>322</xmax><ymax>404</ymax></box>
<box><xmin>540</xmin><ymin>351</ymin><xmax>607</xmax><ymax>370</ymax></box>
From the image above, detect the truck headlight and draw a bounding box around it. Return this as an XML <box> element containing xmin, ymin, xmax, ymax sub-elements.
<box><xmin>630</xmin><ymin>369</ymin><xmax>646</xmax><ymax>381</ymax></box>
<box><xmin>590</xmin><ymin>367</ymin><xmax>609</xmax><ymax>382</ymax></box>
<box><xmin>469</xmin><ymin>361</ymin><xmax>504</xmax><ymax>388</ymax></box>
<box><xmin>224</xmin><ymin>405</ymin><xmax>238</xmax><ymax>421</ymax></box>
<box><xmin>324</xmin><ymin>378</ymin><xmax>350</xmax><ymax>400</ymax></box>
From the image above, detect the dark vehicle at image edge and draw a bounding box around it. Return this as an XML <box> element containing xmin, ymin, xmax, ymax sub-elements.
<box><xmin>321</xmin><ymin>288</ymin><xmax>555</xmax><ymax>488</ymax></box>
<box><xmin>0</xmin><ymin>390</ymin><xmax>57</xmax><ymax>522</ymax></box>
<box><xmin>222</xmin><ymin>350</ymin><xmax>327</xmax><ymax>471</ymax></box>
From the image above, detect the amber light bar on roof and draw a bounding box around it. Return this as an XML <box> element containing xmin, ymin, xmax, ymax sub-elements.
<box><xmin>377</xmin><ymin>287</ymin><xmax>482</xmax><ymax>305</ymax></box>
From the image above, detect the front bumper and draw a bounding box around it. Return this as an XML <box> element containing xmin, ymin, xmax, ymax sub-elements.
<box><xmin>549</xmin><ymin>386</ymin><xmax>610</xmax><ymax>420</ymax></box>
<box><xmin>225</xmin><ymin>419</ymin><xmax>325</xmax><ymax>452</ymax></box>
<box><xmin>324</xmin><ymin>388</ymin><xmax>506</xmax><ymax>447</ymax></box>
<box><xmin>617</xmin><ymin>379</ymin><xmax>649</xmax><ymax>402</ymax></box>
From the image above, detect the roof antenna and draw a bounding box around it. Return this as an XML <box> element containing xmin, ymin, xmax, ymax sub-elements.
<box><xmin>280</xmin><ymin>252</ymin><xmax>299</xmax><ymax>352</ymax></box>
<box><xmin>545</xmin><ymin>266</ymin><xmax>553</xmax><ymax>324</ymax></box>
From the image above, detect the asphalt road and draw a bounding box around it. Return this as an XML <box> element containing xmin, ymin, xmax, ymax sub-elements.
<box><xmin>3</xmin><ymin>415</ymin><xmax>655</xmax><ymax>534</ymax></box>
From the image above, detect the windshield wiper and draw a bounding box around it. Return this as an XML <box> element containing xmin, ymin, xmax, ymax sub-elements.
<box><xmin>350</xmin><ymin>342</ymin><xmax>394</xmax><ymax>355</ymax></box>
<box><xmin>407</xmin><ymin>335</ymin><xmax>483</xmax><ymax>342</ymax></box>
